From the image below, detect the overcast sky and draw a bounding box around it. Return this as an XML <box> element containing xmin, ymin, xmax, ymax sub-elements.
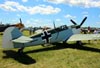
<box><xmin>0</xmin><ymin>0</ymin><xmax>100</xmax><ymax>27</ymax></box>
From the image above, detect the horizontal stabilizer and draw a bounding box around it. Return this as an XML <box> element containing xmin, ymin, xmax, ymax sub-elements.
<box><xmin>12</xmin><ymin>36</ymin><xmax>33</xmax><ymax>43</ymax></box>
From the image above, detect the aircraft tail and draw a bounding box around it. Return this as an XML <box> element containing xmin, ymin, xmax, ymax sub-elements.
<box><xmin>2</xmin><ymin>27</ymin><xmax>22</xmax><ymax>49</ymax></box>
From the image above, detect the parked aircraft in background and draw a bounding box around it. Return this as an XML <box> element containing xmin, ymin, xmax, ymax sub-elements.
<box><xmin>22</xmin><ymin>26</ymin><xmax>51</xmax><ymax>35</ymax></box>
<box><xmin>0</xmin><ymin>18</ymin><xmax>24</xmax><ymax>32</ymax></box>
<box><xmin>81</xmin><ymin>26</ymin><xmax>100</xmax><ymax>34</ymax></box>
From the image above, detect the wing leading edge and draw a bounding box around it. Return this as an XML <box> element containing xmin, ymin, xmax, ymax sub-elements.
<box><xmin>67</xmin><ymin>34</ymin><xmax>100</xmax><ymax>41</ymax></box>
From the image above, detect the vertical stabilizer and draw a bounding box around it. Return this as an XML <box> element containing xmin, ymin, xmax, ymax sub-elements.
<box><xmin>2</xmin><ymin>27</ymin><xmax>22</xmax><ymax>49</ymax></box>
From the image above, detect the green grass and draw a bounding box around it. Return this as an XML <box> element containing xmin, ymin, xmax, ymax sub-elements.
<box><xmin>0</xmin><ymin>31</ymin><xmax>100</xmax><ymax>68</ymax></box>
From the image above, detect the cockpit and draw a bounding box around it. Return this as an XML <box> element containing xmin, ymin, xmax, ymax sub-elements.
<box><xmin>54</xmin><ymin>25</ymin><xmax>68</xmax><ymax>32</ymax></box>
<box><xmin>59</xmin><ymin>25</ymin><xmax>68</xmax><ymax>30</ymax></box>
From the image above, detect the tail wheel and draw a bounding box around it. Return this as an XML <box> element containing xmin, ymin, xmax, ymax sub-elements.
<box><xmin>41</xmin><ymin>44</ymin><xmax>52</xmax><ymax>47</ymax></box>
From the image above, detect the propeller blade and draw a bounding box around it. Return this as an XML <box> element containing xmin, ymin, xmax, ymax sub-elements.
<box><xmin>0</xmin><ymin>21</ymin><xmax>2</xmax><ymax>24</ymax></box>
<box><xmin>53</xmin><ymin>21</ymin><xmax>56</xmax><ymax>29</ymax></box>
<box><xmin>70</xmin><ymin>19</ymin><xmax>77</xmax><ymax>25</ymax></box>
<box><xmin>20</xmin><ymin>18</ymin><xmax>22</xmax><ymax>23</ymax></box>
<box><xmin>80</xmin><ymin>17</ymin><xmax>87</xmax><ymax>27</ymax></box>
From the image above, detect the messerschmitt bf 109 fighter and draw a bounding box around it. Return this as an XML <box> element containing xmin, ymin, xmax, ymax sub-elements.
<box><xmin>2</xmin><ymin>17</ymin><xmax>100</xmax><ymax>53</ymax></box>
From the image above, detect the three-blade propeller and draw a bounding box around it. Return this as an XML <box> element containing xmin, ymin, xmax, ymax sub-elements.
<box><xmin>70</xmin><ymin>17</ymin><xmax>87</xmax><ymax>29</ymax></box>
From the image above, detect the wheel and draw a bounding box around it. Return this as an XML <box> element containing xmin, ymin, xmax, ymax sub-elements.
<box><xmin>76</xmin><ymin>41</ymin><xmax>82</xmax><ymax>46</ymax></box>
<box><xmin>41</xmin><ymin>44</ymin><xmax>52</xmax><ymax>47</ymax></box>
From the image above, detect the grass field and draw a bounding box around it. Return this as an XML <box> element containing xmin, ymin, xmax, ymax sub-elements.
<box><xmin>0</xmin><ymin>31</ymin><xmax>100</xmax><ymax>68</ymax></box>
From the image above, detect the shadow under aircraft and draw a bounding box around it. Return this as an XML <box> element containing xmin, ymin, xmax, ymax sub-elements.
<box><xmin>3</xmin><ymin>50</ymin><xmax>36</xmax><ymax>65</ymax></box>
<box><xmin>2</xmin><ymin>43</ymin><xmax>100</xmax><ymax>64</ymax></box>
<box><xmin>24</xmin><ymin>43</ymin><xmax>100</xmax><ymax>54</ymax></box>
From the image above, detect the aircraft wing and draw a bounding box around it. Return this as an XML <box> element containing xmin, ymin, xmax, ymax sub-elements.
<box><xmin>67</xmin><ymin>34</ymin><xmax>100</xmax><ymax>41</ymax></box>
<box><xmin>12</xmin><ymin>36</ymin><xmax>33</xmax><ymax>43</ymax></box>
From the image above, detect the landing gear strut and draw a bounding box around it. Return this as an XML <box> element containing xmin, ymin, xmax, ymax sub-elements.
<box><xmin>18</xmin><ymin>47</ymin><xmax>24</xmax><ymax>53</ymax></box>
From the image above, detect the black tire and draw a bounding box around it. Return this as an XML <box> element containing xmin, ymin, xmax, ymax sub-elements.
<box><xmin>76</xmin><ymin>41</ymin><xmax>82</xmax><ymax>46</ymax></box>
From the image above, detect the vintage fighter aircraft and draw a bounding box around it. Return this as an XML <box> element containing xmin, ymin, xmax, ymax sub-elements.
<box><xmin>2</xmin><ymin>17</ymin><xmax>100</xmax><ymax>53</ymax></box>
